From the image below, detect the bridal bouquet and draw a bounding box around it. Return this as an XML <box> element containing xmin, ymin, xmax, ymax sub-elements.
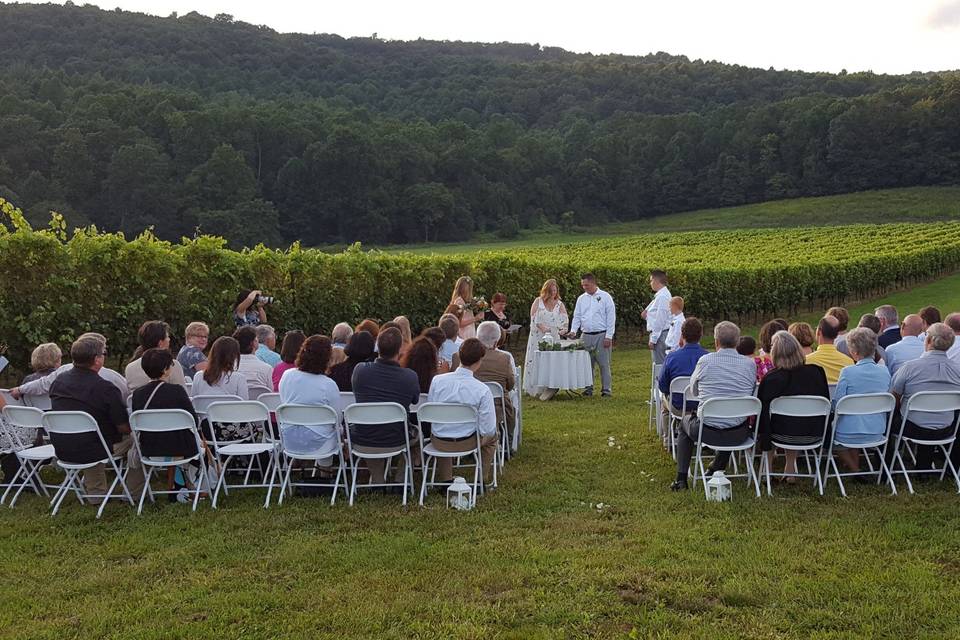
<box><xmin>464</xmin><ymin>296</ymin><xmax>488</xmax><ymax>314</ymax></box>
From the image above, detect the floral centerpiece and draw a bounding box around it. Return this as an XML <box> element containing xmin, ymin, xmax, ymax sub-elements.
<box><xmin>538</xmin><ymin>335</ymin><xmax>585</xmax><ymax>352</ymax></box>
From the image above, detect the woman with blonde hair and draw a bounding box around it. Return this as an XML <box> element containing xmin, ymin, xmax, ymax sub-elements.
<box><xmin>523</xmin><ymin>278</ymin><xmax>570</xmax><ymax>400</ymax></box>
<box><xmin>393</xmin><ymin>316</ymin><xmax>413</xmax><ymax>348</ymax></box>
<box><xmin>450</xmin><ymin>276</ymin><xmax>478</xmax><ymax>340</ymax></box>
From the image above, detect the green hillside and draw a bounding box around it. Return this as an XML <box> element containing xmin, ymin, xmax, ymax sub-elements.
<box><xmin>392</xmin><ymin>186</ymin><xmax>960</xmax><ymax>255</ymax></box>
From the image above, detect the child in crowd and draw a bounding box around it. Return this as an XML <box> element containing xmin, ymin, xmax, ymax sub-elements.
<box><xmin>736</xmin><ymin>336</ymin><xmax>757</xmax><ymax>357</ymax></box>
<box><xmin>664</xmin><ymin>296</ymin><xmax>685</xmax><ymax>353</ymax></box>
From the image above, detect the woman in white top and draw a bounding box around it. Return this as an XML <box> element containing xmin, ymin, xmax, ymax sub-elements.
<box><xmin>524</xmin><ymin>279</ymin><xmax>569</xmax><ymax>400</ymax></box>
<box><xmin>278</xmin><ymin>335</ymin><xmax>341</xmax><ymax>454</ymax></box>
<box><xmin>192</xmin><ymin>336</ymin><xmax>252</xmax><ymax>441</ymax></box>
<box><xmin>450</xmin><ymin>276</ymin><xmax>478</xmax><ymax>340</ymax></box>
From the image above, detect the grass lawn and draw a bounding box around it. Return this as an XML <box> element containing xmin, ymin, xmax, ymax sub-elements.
<box><xmin>3</xmin><ymin>344</ymin><xmax>960</xmax><ymax>638</ymax></box>
<box><xmin>387</xmin><ymin>186</ymin><xmax>960</xmax><ymax>255</ymax></box>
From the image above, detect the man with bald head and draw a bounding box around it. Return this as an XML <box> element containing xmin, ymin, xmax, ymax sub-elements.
<box><xmin>885</xmin><ymin>314</ymin><xmax>925</xmax><ymax>376</ymax></box>
<box><xmin>805</xmin><ymin>315</ymin><xmax>854</xmax><ymax>384</ymax></box>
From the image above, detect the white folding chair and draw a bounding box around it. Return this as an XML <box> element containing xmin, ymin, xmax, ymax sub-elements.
<box><xmin>191</xmin><ymin>394</ymin><xmax>243</xmax><ymax>421</ymax></box>
<box><xmin>22</xmin><ymin>393</ymin><xmax>52</xmax><ymax>411</ymax></box>
<box><xmin>484</xmin><ymin>381</ymin><xmax>508</xmax><ymax>479</ymax></box>
<box><xmin>206</xmin><ymin>400</ymin><xmax>278</xmax><ymax>508</ymax></box>
<box><xmin>343</xmin><ymin>402</ymin><xmax>415</xmax><ymax>506</ymax></box>
<box><xmin>513</xmin><ymin>365</ymin><xmax>523</xmax><ymax>451</ymax></box>
<box><xmin>890</xmin><ymin>391</ymin><xmax>960</xmax><ymax>494</ymax></box>
<box><xmin>247</xmin><ymin>384</ymin><xmax>273</xmax><ymax>401</ymax></box>
<box><xmin>275</xmin><ymin>404</ymin><xmax>347</xmax><ymax>505</ymax></box>
<box><xmin>827</xmin><ymin>384</ymin><xmax>837</xmax><ymax>401</ymax></box>
<box><xmin>257</xmin><ymin>393</ymin><xmax>282</xmax><ymax>413</ymax></box>
<box><xmin>0</xmin><ymin>389</ymin><xmax>23</xmax><ymax>407</ymax></box>
<box><xmin>663</xmin><ymin>376</ymin><xmax>693</xmax><ymax>457</ymax></box>
<box><xmin>129</xmin><ymin>409</ymin><xmax>207</xmax><ymax>513</ymax></box>
<box><xmin>417</xmin><ymin>402</ymin><xmax>483</xmax><ymax>507</ymax></box>
<box><xmin>1</xmin><ymin>406</ymin><xmax>58</xmax><ymax>507</ymax></box>
<box><xmin>184</xmin><ymin>379</ymin><xmax>193</xmax><ymax>396</ymax></box>
<box><xmin>693</xmin><ymin>397</ymin><xmax>763</xmax><ymax>498</ymax></box>
<box><xmin>648</xmin><ymin>362</ymin><xmax>664</xmax><ymax>430</ymax></box>
<box><xmin>758</xmin><ymin>395</ymin><xmax>832</xmax><ymax>496</ymax></box>
<box><xmin>338</xmin><ymin>392</ymin><xmax>356</xmax><ymax>415</ymax></box>
<box><xmin>42</xmin><ymin>411</ymin><xmax>133</xmax><ymax>518</ymax></box>
<box><xmin>823</xmin><ymin>393</ymin><xmax>897</xmax><ymax>496</ymax></box>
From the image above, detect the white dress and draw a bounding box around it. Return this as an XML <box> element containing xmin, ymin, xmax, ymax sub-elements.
<box><xmin>523</xmin><ymin>298</ymin><xmax>569</xmax><ymax>397</ymax></box>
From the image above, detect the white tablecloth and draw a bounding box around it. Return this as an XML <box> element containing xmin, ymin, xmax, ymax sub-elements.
<box><xmin>533</xmin><ymin>350</ymin><xmax>593</xmax><ymax>390</ymax></box>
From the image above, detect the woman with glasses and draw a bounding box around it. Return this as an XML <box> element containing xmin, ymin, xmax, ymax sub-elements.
<box><xmin>177</xmin><ymin>322</ymin><xmax>210</xmax><ymax>379</ymax></box>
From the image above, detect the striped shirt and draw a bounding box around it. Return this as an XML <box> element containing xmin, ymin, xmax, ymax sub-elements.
<box><xmin>690</xmin><ymin>348</ymin><xmax>758</xmax><ymax>428</ymax></box>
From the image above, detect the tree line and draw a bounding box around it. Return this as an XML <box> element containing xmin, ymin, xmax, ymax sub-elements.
<box><xmin>0</xmin><ymin>3</ymin><xmax>958</xmax><ymax>247</ymax></box>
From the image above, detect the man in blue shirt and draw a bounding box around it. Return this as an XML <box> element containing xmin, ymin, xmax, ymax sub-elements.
<box><xmin>658</xmin><ymin>317</ymin><xmax>708</xmax><ymax>411</ymax></box>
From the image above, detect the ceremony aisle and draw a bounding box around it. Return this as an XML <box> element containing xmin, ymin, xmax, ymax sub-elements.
<box><xmin>2</xmin><ymin>344</ymin><xmax>960</xmax><ymax>638</ymax></box>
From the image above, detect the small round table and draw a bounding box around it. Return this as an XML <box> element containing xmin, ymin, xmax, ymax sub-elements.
<box><xmin>533</xmin><ymin>350</ymin><xmax>593</xmax><ymax>391</ymax></box>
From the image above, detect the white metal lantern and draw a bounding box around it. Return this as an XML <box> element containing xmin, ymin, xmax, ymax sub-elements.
<box><xmin>447</xmin><ymin>476</ymin><xmax>473</xmax><ymax>510</ymax></box>
<box><xmin>706</xmin><ymin>471</ymin><xmax>732</xmax><ymax>502</ymax></box>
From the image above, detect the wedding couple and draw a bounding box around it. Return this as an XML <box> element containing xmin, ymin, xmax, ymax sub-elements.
<box><xmin>524</xmin><ymin>273</ymin><xmax>616</xmax><ymax>400</ymax></box>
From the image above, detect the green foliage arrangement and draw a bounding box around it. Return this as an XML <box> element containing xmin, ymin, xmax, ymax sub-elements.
<box><xmin>3</xmin><ymin>197</ymin><xmax>959</xmax><ymax>371</ymax></box>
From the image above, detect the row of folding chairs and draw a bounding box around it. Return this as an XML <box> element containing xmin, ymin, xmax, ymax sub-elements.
<box><xmin>650</xmin><ymin>378</ymin><xmax>960</xmax><ymax>498</ymax></box>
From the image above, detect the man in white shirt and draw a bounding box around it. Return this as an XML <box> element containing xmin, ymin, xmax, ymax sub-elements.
<box><xmin>885</xmin><ymin>314</ymin><xmax>925</xmax><ymax>376</ymax></box>
<box><xmin>427</xmin><ymin>338</ymin><xmax>498</xmax><ymax>485</ymax></box>
<box><xmin>569</xmin><ymin>273</ymin><xmax>616</xmax><ymax>397</ymax></box>
<box><xmin>664</xmin><ymin>296</ymin><xmax>685</xmax><ymax>353</ymax></box>
<box><xmin>234</xmin><ymin>326</ymin><xmax>274</xmax><ymax>393</ymax></box>
<box><xmin>438</xmin><ymin>314</ymin><xmax>463</xmax><ymax>368</ymax></box>
<box><xmin>642</xmin><ymin>269</ymin><xmax>672</xmax><ymax>364</ymax></box>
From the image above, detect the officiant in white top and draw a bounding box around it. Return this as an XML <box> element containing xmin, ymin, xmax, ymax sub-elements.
<box><xmin>642</xmin><ymin>269</ymin><xmax>672</xmax><ymax>364</ymax></box>
<box><xmin>569</xmin><ymin>273</ymin><xmax>616</xmax><ymax>397</ymax></box>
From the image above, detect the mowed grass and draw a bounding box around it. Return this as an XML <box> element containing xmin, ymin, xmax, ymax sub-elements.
<box><xmin>391</xmin><ymin>186</ymin><xmax>960</xmax><ymax>255</ymax></box>
<box><xmin>3</xmin><ymin>342</ymin><xmax>960</xmax><ymax>637</ymax></box>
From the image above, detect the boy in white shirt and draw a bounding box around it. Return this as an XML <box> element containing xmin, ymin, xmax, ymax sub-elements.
<box><xmin>665</xmin><ymin>297</ymin><xmax>685</xmax><ymax>353</ymax></box>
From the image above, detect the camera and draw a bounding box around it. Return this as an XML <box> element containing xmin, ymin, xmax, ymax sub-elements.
<box><xmin>257</xmin><ymin>295</ymin><xmax>275</xmax><ymax>305</ymax></box>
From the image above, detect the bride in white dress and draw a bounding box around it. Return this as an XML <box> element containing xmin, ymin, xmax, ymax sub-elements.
<box><xmin>524</xmin><ymin>279</ymin><xmax>569</xmax><ymax>400</ymax></box>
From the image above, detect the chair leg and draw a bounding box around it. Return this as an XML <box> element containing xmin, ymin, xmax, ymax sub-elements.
<box><xmin>211</xmin><ymin>455</ymin><xmax>232</xmax><ymax>509</ymax></box>
<box><xmin>192</xmin><ymin>460</ymin><xmax>205</xmax><ymax>511</ymax></box>
<box><xmin>137</xmin><ymin>467</ymin><xmax>153</xmax><ymax>515</ymax></box>
<box><xmin>876</xmin><ymin>448</ymin><xmax>897</xmax><ymax>495</ymax></box>
<box><xmin>263</xmin><ymin>452</ymin><xmax>276</xmax><ymax>509</ymax></box>
<box><xmin>50</xmin><ymin>470</ymin><xmax>77</xmax><ymax>515</ymax></box>
<box><xmin>419</xmin><ymin>456</ymin><xmax>430</xmax><ymax>506</ymax></box>
<box><xmin>349</xmin><ymin>457</ymin><xmax>359</xmax><ymax>506</ymax></box>
<box><xmin>762</xmin><ymin>453</ymin><xmax>772</xmax><ymax>496</ymax></box>
<box><xmin>893</xmin><ymin>448</ymin><xmax>914</xmax><ymax>494</ymax></box>
<box><xmin>814</xmin><ymin>453</ymin><xmax>824</xmax><ymax>496</ymax></box>
<box><xmin>279</xmin><ymin>457</ymin><xmax>294</xmax><ymax>505</ymax></box>
<box><xmin>746</xmin><ymin>448</ymin><xmax>760</xmax><ymax>498</ymax></box>
<box><xmin>97</xmin><ymin>473</ymin><xmax>122</xmax><ymax>519</ymax></box>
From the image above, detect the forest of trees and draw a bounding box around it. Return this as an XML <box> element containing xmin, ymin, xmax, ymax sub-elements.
<box><xmin>0</xmin><ymin>2</ymin><xmax>958</xmax><ymax>247</ymax></box>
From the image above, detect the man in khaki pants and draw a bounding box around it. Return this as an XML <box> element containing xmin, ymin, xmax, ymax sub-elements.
<box><xmin>49</xmin><ymin>335</ymin><xmax>145</xmax><ymax>503</ymax></box>
<box><xmin>427</xmin><ymin>339</ymin><xmax>498</xmax><ymax>485</ymax></box>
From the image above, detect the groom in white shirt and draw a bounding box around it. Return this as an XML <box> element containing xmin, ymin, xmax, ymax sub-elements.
<box><xmin>642</xmin><ymin>269</ymin><xmax>672</xmax><ymax>364</ymax></box>
<box><xmin>570</xmin><ymin>273</ymin><xmax>616</xmax><ymax>397</ymax></box>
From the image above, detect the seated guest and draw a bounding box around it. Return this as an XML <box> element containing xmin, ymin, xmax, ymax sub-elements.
<box><xmin>828</xmin><ymin>307</ymin><xmax>851</xmax><ymax>355</ymax></box>
<box><xmin>192</xmin><ymin>336</ymin><xmax>252</xmax><ymax>441</ymax></box>
<box><xmin>671</xmin><ymin>321</ymin><xmax>758</xmax><ymax>491</ymax></box>
<box><xmin>125</xmin><ymin>321</ymin><xmax>187</xmax><ymax>392</ymax></box>
<box><xmin>272</xmin><ymin>330</ymin><xmax>306</xmax><ymax>391</ymax></box>
<box><xmin>945</xmin><ymin>312</ymin><xmax>960</xmax><ymax>362</ymax></box>
<box><xmin>329</xmin><ymin>331</ymin><xmax>375</xmax><ymax>391</ymax></box>
<box><xmin>331</xmin><ymin>323</ymin><xmax>354</xmax><ymax>350</ymax></box>
<box><xmin>453</xmin><ymin>322</ymin><xmax>516</xmax><ymax>444</ymax></box>
<box><xmin>495</xmin><ymin>327</ymin><xmax>517</xmax><ymax>371</ymax></box>
<box><xmin>757</xmin><ymin>331</ymin><xmax>830</xmax><ymax>478</ymax></box>
<box><xmin>132</xmin><ymin>348</ymin><xmax>200</xmax><ymax>459</ymax></box>
<box><xmin>832</xmin><ymin>327</ymin><xmax>891</xmax><ymax>472</ymax></box>
<box><xmin>233</xmin><ymin>326</ymin><xmax>273</xmax><ymax>391</ymax></box>
<box><xmin>354</xmin><ymin>319</ymin><xmax>380</xmax><ymax>340</ymax></box>
<box><xmin>393</xmin><ymin>316</ymin><xmax>414</xmax><ymax>351</ymax></box>
<box><xmin>884</xmin><ymin>314</ymin><xmax>924</xmax><ymax>375</ymax></box>
<box><xmin>421</xmin><ymin>327</ymin><xmax>452</xmax><ymax>373</ymax></box>
<box><xmin>255</xmin><ymin>325</ymin><xmax>282</xmax><ymax>367</ymax></box>
<box><xmin>788</xmin><ymin>322</ymin><xmax>815</xmax><ymax>356</ymax></box>
<box><xmin>350</xmin><ymin>328</ymin><xmax>421</xmax><ymax>484</ymax></box>
<box><xmin>11</xmin><ymin>332</ymin><xmax>129</xmax><ymax>402</ymax></box>
<box><xmin>483</xmin><ymin>293</ymin><xmax>512</xmax><ymax>331</ymax></box>
<box><xmin>278</xmin><ymin>335</ymin><xmax>341</xmax><ymax>454</ymax></box>
<box><xmin>806</xmin><ymin>316</ymin><xmax>854</xmax><ymax>384</ymax></box>
<box><xmin>438</xmin><ymin>314</ymin><xmax>462</xmax><ymax>368</ymax></box>
<box><xmin>664</xmin><ymin>296</ymin><xmax>685</xmax><ymax>353</ymax></box>
<box><xmin>403</xmin><ymin>337</ymin><xmax>441</xmax><ymax>395</ymax></box>
<box><xmin>50</xmin><ymin>335</ymin><xmax>145</xmax><ymax>500</ymax></box>
<box><xmin>659</xmin><ymin>317</ymin><xmax>708</xmax><ymax>412</ymax></box>
<box><xmin>176</xmin><ymin>322</ymin><xmax>209</xmax><ymax>379</ymax></box>
<box><xmin>854</xmin><ymin>313</ymin><xmax>887</xmax><ymax>363</ymax></box>
<box><xmin>427</xmin><ymin>338</ymin><xmax>498</xmax><ymax>485</ymax></box>
<box><xmin>737</xmin><ymin>336</ymin><xmax>756</xmax><ymax>357</ymax></box>
<box><xmin>380</xmin><ymin>320</ymin><xmax>403</xmax><ymax>354</ymax></box>
<box><xmin>919</xmin><ymin>306</ymin><xmax>941</xmax><ymax>335</ymax></box>
<box><xmin>890</xmin><ymin>323</ymin><xmax>960</xmax><ymax>471</ymax></box>
<box><xmin>24</xmin><ymin>342</ymin><xmax>62</xmax><ymax>383</ymax></box>
<box><xmin>754</xmin><ymin>321</ymin><xmax>780</xmax><ymax>382</ymax></box>
<box><xmin>875</xmin><ymin>304</ymin><xmax>901</xmax><ymax>348</ymax></box>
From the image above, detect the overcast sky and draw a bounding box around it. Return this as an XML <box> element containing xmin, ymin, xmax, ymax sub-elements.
<box><xmin>51</xmin><ymin>0</ymin><xmax>960</xmax><ymax>74</ymax></box>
